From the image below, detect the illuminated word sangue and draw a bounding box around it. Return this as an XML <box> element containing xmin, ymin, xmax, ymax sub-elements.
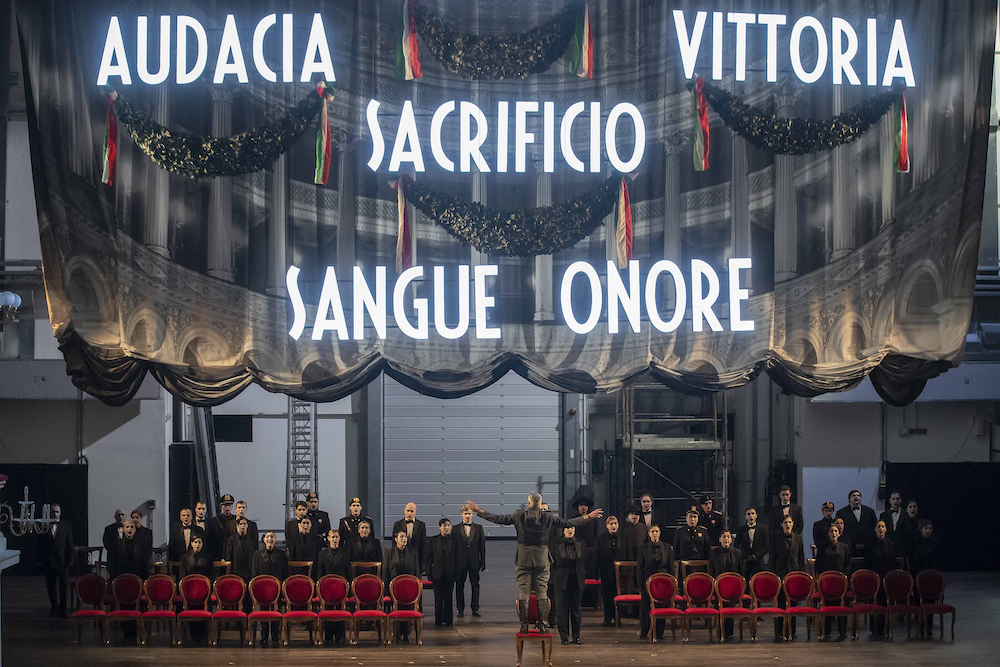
<box><xmin>96</xmin><ymin>14</ymin><xmax>336</xmax><ymax>85</ymax></box>
<box><xmin>672</xmin><ymin>10</ymin><xmax>915</xmax><ymax>86</ymax></box>
<box><xmin>285</xmin><ymin>259</ymin><xmax>754</xmax><ymax>341</ymax></box>
<box><xmin>366</xmin><ymin>100</ymin><xmax>645</xmax><ymax>174</ymax></box>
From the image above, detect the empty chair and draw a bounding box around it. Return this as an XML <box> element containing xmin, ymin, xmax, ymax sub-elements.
<box><xmin>387</xmin><ymin>574</ymin><xmax>424</xmax><ymax>645</ymax></box>
<box><xmin>177</xmin><ymin>574</ymin><xmax>213</xmax><ymax>645</ymax></box>
<box><xmin>915</xmin><ymin>569</ymin><xmax>956</xmax><ymax>640</ymax></box>
<box><xmin>248</xmin><ymin>575</ymin><xmax>284</xmax><ymax>646</ymax></box>
<box><xmin>782</xmin><ymin>572</ymin><xmax>819</xmax><ymax>642</ymax></box>
<box><xmin>645</xmin><ymin>573</ymin><xmax>683</xmax><ymax>643</ymax></box>
<box><xmin>282</xmin><ymin>574</ymin><xmax>319</xmax><ymax>646</ymax></box>
<box><xmin>748</xmin><ymin>571</ymin><xmax>784</xmax><ymax>642</ymax></box>
<box><xmin>884</xmin><ymin>569</ymin><xmax>922</xmax><ymax>641</ymax></box>
<box><xmin>140</xmin><ymin>574</ymin><xmax>176</xmax><ymax>646</ymax></box>
<box><xmin>850</xmin><ymin>569</ymin><xmax>888</xmax><ymax>641</ymax></box>
<box><xmin>613</xmin><ymin>561</ymin><xmax>640</xmax><ymax>627</ymax></box>
<box><xmin>715</xmin><ymin>572</ymin><xmax>752</xmax><ymax>642</ymax></box>
<box><xmin>106</xmin><ymin>574</ymin><xmax>143</xmax><ymax>646</ymax></box>
<box><xmin>212</xmin><ymin>574</ymin><xmax>248</xmax><ymax>647</ymax></box>
<box><xmin>351</xmin><ymin>574</ymin><xmax>388</xmax><ymax>645</ymax></box>
<box><xmin>70</xmin><ymin>574</ymin><xmax>107</xmax><ymax>645</ymax></box>
<box><xmin>682</xmin><ymin>572</ymin><xmax>719</xmax><ymax>643</ymax></box>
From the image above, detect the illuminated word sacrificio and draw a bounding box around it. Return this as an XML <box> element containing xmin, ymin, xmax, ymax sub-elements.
<box><xmin>286</xmin><ymin>259</ymin><xmax>754</xmax><ymax>342</ymax></box>
<box><xmin>96</xmin><ymin>14</ymin><xmax>336</xmax><ymax>85</ymax></box>
<box><xmin>366</xmin><ymin>100</ymin><xmax>644</xmax><ymax>174</ymax></box>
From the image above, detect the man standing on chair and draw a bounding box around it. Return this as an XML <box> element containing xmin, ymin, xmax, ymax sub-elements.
<box><xmin>464</xmin><ymin>494</ymin><xmax>602</xmax><ymax>634</ymax></box>
<box><xmin>453</xmin><ymin>506</ymin><xmax>486</xmax><ymax>618</ymax></box>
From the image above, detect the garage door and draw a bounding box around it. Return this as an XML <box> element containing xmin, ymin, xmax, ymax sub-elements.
<box><xmin>382</xmin><ymin>373</ymin><xmax>562</xmax><ymax>538</ymax></box>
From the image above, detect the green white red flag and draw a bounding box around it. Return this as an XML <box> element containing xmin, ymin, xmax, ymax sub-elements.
<box><xmin>692</xmin><ymin>76</ymin><xmax>709</xmax><ymax>171</ymax></box>
<box><xmin>314</xmin><ymin>82</ymin><xmax>333</xmax><ymax>185</ymax></box>
<box><xmin>397</xmin><ymin>0</ymin><xmax>422</xmax><ymax>81</ymax></box>
<box><xmin>614</xmin><ymin>176</ymin><xmax>633</xmax><ymax>269</ymax></box>
<box><xmin>571</xmin><ymin>0</ymin><xmax>593</xmax><ymax>79</ymax></box>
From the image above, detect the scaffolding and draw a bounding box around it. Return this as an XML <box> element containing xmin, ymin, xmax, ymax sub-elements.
<box><xmin>285</xmin><ymin>397</ymin><xmax>318</xmax><ymax>519</ymax></box>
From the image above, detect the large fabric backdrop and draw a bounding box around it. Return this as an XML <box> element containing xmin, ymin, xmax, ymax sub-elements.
<box><xmin>17</xmin><ymin>0</ymin><xmax>996</xmax><ymax>406</ymax></box>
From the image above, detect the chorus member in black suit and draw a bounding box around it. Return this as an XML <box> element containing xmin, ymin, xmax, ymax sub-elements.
<box><xmin>251</xmin><ymin>532</ymin><xmax>288</xmax><ymax>646</ymax></box>
<box><xmin>348</xmin><ymin>519</ymin><xmax>383</xmax><ymax>574</ymax></box>
<box><xmin>673</xmin><ymin>510</ymin><xmax>710</xmax><ymax>560</ymax></box>
<box><xmin>735</xmin><ymin>507</ymin><xmax>768</xmax><ymax>578</ymax></box>
<box><xmin>284</xmin><ymin>501</ymin><xmax>309</xmax><ymax>545</ymax></box>
<box><xmin>770</xmin><ymin>515</ymin><xmax>804</xmax><ymax>641</ymax></box>
<box><xmin>383</xmin><ymin>530</ymin><xmax>420</xmax><ymax>642</ymax></box>
<box><xmin>552</xmin><ymin>526</ymin><xmax>586</xmax><ymax>645</ymax></box>
<box><xmin>816</xmin><ymin>524</ymin><xmax>851</xmax><ymax>639</ymax></box>
<box><xmin>638</xmin><ymin>494</ymin><xmax>666</xmax><ymax>534</ymax></box>
<box><xmin>102</xmin><ymin>509</ymin><xmax>125</xmax><ymax>578</ymax></box>
<box><xmin>568</xmin><ymin>493</ymin><xmax>599</xmax><ymax>548</ymax></box>
<box><xmin>454</xmin><ymin>506</ymin><xmax>486</xmax><ymax>618</ymax></box>
<box><xmin>338</xmin><ymin>497</ymin><xmax>374</xmax><ymax>540</ymax></box>
<box><xmin>769</xmin><ymin>485</ymin><xmax>804</xmax><ymax>535</ymax></box>
<box><xmin>168</xmin><ymin>508</ymin><xmax>206</xmax><ymax>562</ymax></box>
<box><xmin>896</xmin><ymin>500</ymin><xmax>921</xmax><ymax>557</ymax></box>
<box><xmin>425</xmin><ymin>519</ymin><xmax>457</xmax><ymax>627</ymax></box>
<box><xmin>697</xmin><ymin>495</ymin><xmax>723</xmax><ymax>545</ymax></box>
<box><xmin>41</xmin><ymin>504</ymin><xmax>74</xmax><ymax>618</ymax></box>
<box><xmin>225</xmin><ymin>501</ymin><xmax>259</xmax><ymax>546</ymax></box>
<box><xmin>812</xmin><ymin>502</ymin><xmax>835</xmax><ymax>553</ymax></box>
<box><xmin>180</xmin><ymin>535</ymin><xmax>215</xmax><ymax>643</ymax></box>
<box><xmin>880</xmin><ymin>492</ymin><xmax>904</xmax><ymax>543</ymax></box>
<box><xmin>836</xmin><ymin>490</ymin><xmax>877</xmax><ymax>557</ymax></box>
<box><xmin>113</xmin><ymin>521</ymin><xmax>150</xmax><ymax>580</ymax></box>
<box><xmin>130</xmin><ymin>510</ymin><xmax>154</xmax><ymax>562</ymax></box>
<box><xmin>306</xmin><ymin>492</ymin><xmax>332</xmax><ymax>537</ymax></box>
<box><xmin>225</xmin><ymin>518</ymin><xmax>257</xmax><ymax>583</ymax></box>
<box><xmin>314</xmin><ymin>530</ymin><xmax>351</xmax><ymax>644</ymax></box>
<box><xmin>211</xmin><ymin>494</ymin><xmax>235</xmax><ymax>559</ymax></box>
<box><xmin>909</xmin><ymin>520</ymin><xmax>939</xmax><ymax>575</ymax></box>
<box><xmin>636</xmin><ymin>524</ymin><xmax>676</xmax><ymax>640</ymax></box>
<box><xmin>287</xmin><ymin>517</ymin><xmax>322</xmax><ymax>563</ymax></box>
<box><xmin>596</xmin><ymin>515</ymin><xmax>625</xmax><ymax>626</ymax></box>
<box><xmin>620</xmin><ymin>506</ymin><xmax>646</xmax><ymax>559</ymax></box>
<box><xmin>865</xmin><ymin>521</ymin><xmax>898</xmax><ymax>638</ymax></box>
<box><xmin>392</xmin><ymin>503</ymin><xmax>427</xmax><ymax>570</ymax></box>
<box><xmin>710</xmin><ymin>530</ymin><xmax>745</xmax><ymax>640</ymax></box>
<box><xmin>193</xmin><ymin>501</ymin><xmax>216</xmax><ymax>557</ymax></box>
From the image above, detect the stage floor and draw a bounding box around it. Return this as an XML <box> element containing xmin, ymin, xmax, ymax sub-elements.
<box><xmin>4</xmin><ymin>542</ymin><xmax>999</xmax><ymax>666</ymax></box>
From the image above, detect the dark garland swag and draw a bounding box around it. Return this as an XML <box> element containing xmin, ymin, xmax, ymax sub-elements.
<box><xmin>405</xmin><ymin>175</ymin><xmax>619</xmax><ymax>256</ymax></box>
<box><xmin>698</xmin><ymin>79</ymin><xmax>900</xmax><ymax>154</ymax></box>
<box><xmin>412</xmin><ymin>0</ymin><xmax>580</xmax><ymax>80</ymax></box>
<box><xmin>112</xmin><ymin>84</ymin><xmax>327</xmax><ymax>178</ymax></box>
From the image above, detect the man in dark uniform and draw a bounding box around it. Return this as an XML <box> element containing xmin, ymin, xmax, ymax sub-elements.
<box><xmin>168</xmin><ymin>508</ymin><xmax>206</xmax><ymax>562</ymax></box>
<box><xmin>812</xmin><ymin>502</ymin><xmax>835</xmax><ymax>552</ymax></box>
<box><xmin>392</xmin><ymin>502</ymin><xmax>427</xmax><ymax>571</ymax></box>
<box><xmin>425</xmin><ymin>518</ymin><xmax>457</xmax><ymax>627</ymax></box>
<box><xmin>453</xmin><ymin>506</ymin><xmax>486</xmax><ymax>617</ymax></box>
<box><xmin>285</xmin><ymin>500</ymin><xmax>309</xmax><ymax>543</ymax></box>
<box><xmin>595</xmin><ymin>515</ymin><xmax>625</xmax><ymax>626</ymax></box>
<box><xmin>637</xmin><ymin>494</ymin><xmax>666</xmax><ymax>533</ymax></box>
<box><xmin>836</xmin><ymin>490</ymin><xmax>877</xmax><ymax>557</ymax></box>
<box><xmin>225</xmin><ymin>500</ymin><xmax>259</xmax><ymax>547</ymax></box>
<box><xmin>466</xmin><ymin>494</ymin><xmax>602</xmax><ymax>634</ymax></box>
<box><xmin>697</xmin><ymin>495</ymin><xmax>723</xmax><ymax>545</ymax></box>
<box><xmin>102</xmin><ymin>509</ymin><xmax>125</xmax><ymax>578</ymax></box>
<box><xmin>212</xmin><ymin>494</ymin><xmax>236</xmax><ymax>559</ymax></box>
<box><xmin>42</xmin><ymin>504</ymin><xmax>74</xmax><ymax>618</ymax></box>
<box><xmin>770</xmin><ymin>515</ymin><xmax>804</xmax><ymax>641</ymax></box>
<box><xmin>734</xmin><ymin>507</ymin><xmax>768</xmax><ymax>578</ymax></box>
<box><xmin>338</xmin><ymin>497</ymin><xmax>373</xmax><ymax>539</ymax></box>
<box><xmin>769</xmin><ymin>485</ymin><xmax>804</xmax><ymax>535</ymax></box>
<box><xmin>879</xmin><ymin>491</ymin><xmax>904</xmax><ymax>543</ymax></box>
<box><xmin>673</xmin><ymin>509</ymin><xmax>710</xmax><ymax>560</ymax></box>
<box><xmin>306</xmin><ymin>492</ymin><xmax>332</xmax><ymax>537</ymax></box>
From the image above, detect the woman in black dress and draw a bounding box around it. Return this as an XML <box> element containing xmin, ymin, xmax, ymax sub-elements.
<box><xmin>348</xmin><ymin>520</ymin><xmax>383</xmax><ymax>572</ymax></box>
<box><xmin>314</xmin><ymin>530</ymin><xmax>351</xmax><ymax>644</ymax></box>
<box><xmin>636</xmin><ymin>524</ymin><xmax>676</xmax><ymax>640</ymax></box>
<box><xmin>382</xmin><ymin>530</ymin><xmax>420</xmax><ymax>642</ymax></box>
<box><xmin>816</xmin><ymin>524</ymin><xmax>851</xmax><ymax>639</ymax></box>
<box><xmin>250</xmin><ymin>531</ymin><xmax>288</xmax><ymax>647</ymax></box>
<box><xmin>179</xmin><ymin>535</ymin><xmax>215</xmax><ymax>642</ymax></box>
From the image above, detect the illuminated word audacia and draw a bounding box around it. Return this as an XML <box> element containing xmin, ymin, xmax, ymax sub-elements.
<box><xmin>285</xmin><ymin>259</ymin><xmax>753</xmax><ymax>341</ymax></box>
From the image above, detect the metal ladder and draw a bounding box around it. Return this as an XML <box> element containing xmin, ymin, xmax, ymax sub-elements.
<box><xmin>285</xmin><ymin>397</ymin><xmax>317</xmax><ymax>519</ymax></box>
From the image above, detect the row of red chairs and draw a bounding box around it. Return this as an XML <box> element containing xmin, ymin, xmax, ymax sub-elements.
<box><xmin>635</xmin><ymin>568</ymin><xmax>954</xmax><ymax>643</ymax></box>
<box><xmin>72</xmin><ymin>572</ymin><xmax>424</xmax><ymax>647</ymax></box>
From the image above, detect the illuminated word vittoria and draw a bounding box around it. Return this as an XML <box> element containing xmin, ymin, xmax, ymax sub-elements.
<box><xmin>286</xmin><ymin>259</ymin><xmax>754</xmax><ymax>341</ymax></box>
<box><xmin>365</xmin><ymin>100</ymin><xmax>645</xmax><ymax>174</ymax></box>
<box><xmin>96</xmin><ymin>14</ymin><xmax>336</xmax><ymax>85</ymax></box>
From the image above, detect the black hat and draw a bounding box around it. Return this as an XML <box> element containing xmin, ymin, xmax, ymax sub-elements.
<box><xmin>569</xmin><ymin>486</ymin><xmax>595</xmax><ymax>509</ymax></box>
<box><xmin>350</xmin><ymin>497</ymin><xmax>361</xmax><ymax>505</ymax></box>
<box><xmin>306</xmin><ymin>493</ymin><xmax>319</xmax><ymax>501</ymax></box>
<box><xmin>699</xmin><ymin>494</ymin><xmax>713</xmax><ymax>504</ymax></box>
<box><xmin>219</xmin><ymin>494</ymin><xmax>235</xmax><ymax>505</ymax></box>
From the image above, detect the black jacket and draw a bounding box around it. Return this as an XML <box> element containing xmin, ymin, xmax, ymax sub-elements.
<box><xmin>812</xmin><ymin>518</ymin><xmax>834</xmax><ymax>552</ymax></box>
<box><xmin>225</xmin><ymin>518</ymin><xmax>259</xmax><ymax>548</ymax></box>
<box><xmin>570</xmin><ymin>511</ymin><xmax>599</xmax><ymax>548</ymax></box>
<box><xmin>552</xmin><ymin>538</ymin><xmax>587</xmax><ymax>592</ymax></box>
<box><xmin>734</xmin><ymin>523</ymin><xmax>768</xmax><ymax>575</ymax></box>
<box><xmin>180</xmin><ymin>550</ymin><xmax>216</xmax><ymax>580</ymax></box>
<box><xmin>348</xmin><ymin>535</ymin><xmax>383</xmax><ymax>565</ymax></box>
<box><xmin>226</xmin><ymin>533</ymin><xmax>258</xmax><ymax>581</ymax></box>
<box><xmin>595</xmin><ymin>531</ymin><xmax>625</xmax><ymax>581</ymax></box>
<box><xmin>895</xmin><ymin>515</ymin><xmax>921</xmax><ymax>556</ymax></box>
<box><xmin>769</xmin><ymin>503</ymin><xmax>804</xmax><ymax>535</ymax></box>
<box><xmin>113</xmin><ymin>537</ymin><xmax>149</xmax><ymax>579</ymax></box>
<box><xmin>672</xmin><ymin>525</ymin><xmax>710</xmax><ymax>560</ymax></box>
<box><xmin>392</xmin><ymin>518</ymin><xmax>427</xmax><ymax>568</ymax></box>
<box><xmin>209</xmin><ymin>515</ymin><xmax>234</xmax><ymax>559</ymax></box>
<box><xmin>769</xmin><ymin>532</ymin><xmax>804</xmax><ymax>578</ymax></box>
<box><xmin>313</xmin><ymin>546</ymin><xmax>352</xmax><ymax>580</ymax></box>
<box><xmin>709</xmin><ymin>546</ymin><xmax>745</xmax><ymax>578</ymax></box>
<box><xmin>879</xmin><ymin>509</ymin><xmax>906</xmax><ymax>544</ymax></box>
<box><xmin>425</xmin><ymin>534</ymin><xmax>457</xmax><ymax>583</ymax></box>
<box><xmin>251</xmin><ymin>548</ymin><xmax>289</xmax><ymax>581</ymax></box>
<box><xmin>636</xmin><ymin>541</ymin><xmax>675</xmax><ymax>588</ymax></box>
<box><xmin>102</xmin><ymin>523</ymin><xmax>122</xmax><ymax>571</ymax></box>
<box><xmin>338</xmin><ymin>514</ymin><xmax>374</xmax><ymax>539</ymax></box>
<box><xmin>168</xmin><ymin>523</ymin><xmax>206</xmax><ymax>562</ymax></box>
<box><xmin>836</xmin><ymin>504</ymin><xmax>877</xmax><ymax>554</ymax></box>
<box><xmin>287</xmin><ymin>530</ymin><xmax>322</xmax><ymax>563</ymax></box>
<box><xmin>697</xmin><ymin>509</ymin><xmax>724</xmax><ymax>544</ymax></box>
<box><xmin>454</xmin><ymin>522</ymin><xmax>486</xmax><ymax>571</ymax></box>
<box><xmin>135</xmin><ymin>526</ymin><xmax>154</xmax><ymax>558</ymax></box>
<box><xmin>382</xmin><ymin>545</ymin><xmax>420</xmax><ymax>584</ymax></box>
<box><xmin>620</xmin><ymin>520</ymin><xmax>647</xmax><ymax>560</ymax></box>
<box><xmin>308</xmin><ymin>509</ymin><xmax>333</xmax><ymax>537</ymax></box>
<box><xmin>42</xmin><ymin>521</ymin><xmax>75</xmax><ymax>571</ymax></box>
<box><xmin>865</xmin><ymin>537</ymin><xmax>899</xmax><ymax>576</ymax></box>
<box><xmin>637</xmin><ymin>509</ymin><xmax>667</xmax><ymax>533</ymax></box>
<box><xmin>816</xmin><ymin>541</ymin><xmax>852</xmax><ymax>575</ymax></box>
<box><xmin>909</xmin><ymin>536</ymin><xmax>939</xmax><ymax>574</ymax></box>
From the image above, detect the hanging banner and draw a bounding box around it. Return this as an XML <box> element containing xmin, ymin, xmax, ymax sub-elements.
<box><xmin>16</xmin><ymin>0</ymin><xmax>995</xmax><ymax>406</ymax></box>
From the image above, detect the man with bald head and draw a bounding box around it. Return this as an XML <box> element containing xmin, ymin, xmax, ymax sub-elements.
<box><xmin>392</xmin><ymin>502</ymin><xmax>427</xmax><ymax>571</ymax></box>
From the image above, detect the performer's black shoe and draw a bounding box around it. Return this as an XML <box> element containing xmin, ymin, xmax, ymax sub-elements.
<box><xmin>472</xmin><ymin>610</ymin><xmax>481</xmax><ymax>617</ymax></box>
<box><xmin>561</xmin><ymin>638</ymin><xmax>569</xmax><ymax>644</ymax></box>
<box><xmin>457</xmin><ymin>610</ymin><xmax>464</xmax><ymax>617</ymax></box>
<box><xmin>259</xmin><ymin>638</ymin><xmax>268</xmax><ymax>647</ymax></box>
<box><xmin>574</xmin><ymin>637</ymin><xmax>582</xmax><ymax>644</ymax></box>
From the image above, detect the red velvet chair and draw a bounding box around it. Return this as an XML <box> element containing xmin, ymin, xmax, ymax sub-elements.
<box><xmin>351</xmin><ymin>574</ymin><xmax>388</xmax><ymax>645</ymax></box>
<box><xmin>515</xmin><ymin>594</ymin><xmax>553</xmax><ymax>667</ymax></box>
<box><xmin>916</xmin><ymin>569</ymin><xmax>956</xmax><ymax>640</ymax></box>
<box><xmin>715</xmin><ymin>572</ymin><xmax>752</xmax><ymax>642</ymax></box>
<box><xmin>884</xmin><ymin>569</ymin><xmax>922</xmax><ymax>640</ymax></box>
<box><xmin>248</xmin><ymin>575</ymin><xmax>283</xmax><ymax>645</ymax></box>
<box><xmin>70</xmin><ymin>573</ymin><xmax>107</xmax><ymax>644</ymax></box>
<box><xmin>850</xmin><ymin>569</ymin><xmax>887</xmax><ymax>641</ymax></box>
<box><xmin>177</xmin><ymin>574</ymin><xmax>213</xmax><ymax>645</ymax></box>
<box><xmin>140</xmin><ymin>574</ymin><xmax>176</xmax><ymax>646</ymax></box>
<box><xmin>317</xmin><ymin>575</ymin><xmax>353</xmax><ymax>643</ymax></box>
<box><xmin>748</xmin><ymin>571</ymin><xmax>784</xmax><ymax>642</ymax></box>
<box><xmin>282</xmin><ymin>574</ymin><xmax>319</xmax><ymax>646</ymax></box>
<box><xmin>613</xmin><ymin>561</ymin><xmax>641</xmax><ymax>627</ymax></box>
<box><xmin>212</xmin><ymin>574</ymin><xmax>248</xmax><ymax>646</ymax></box>
<box><xmin>682</xmin><ymin>572</ymin><xmax>719</xmax><ymax>643</ymax></box>
<box><xmin>106</xmin><ymin>574</ymin><xmax>143</xmax><ymax>645</ymax></box>
<box><xmin>387</xmin><ymin>574</ymin><xmax>424</xmax><ymax>645</ymax></box>
<box><xmin>645</xmin><ymin>573</ymin><xmax>684</xmax><ymax>643</ymax></box>
<box><xmin>815</xmin><ymin>571</ymin><xmax>852</xmax><ymax>640</ymax></box>
<box><xmin>782</xmin><ymin>571</ymin><xmax>818</xmax><ymax>642</ymax></box>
